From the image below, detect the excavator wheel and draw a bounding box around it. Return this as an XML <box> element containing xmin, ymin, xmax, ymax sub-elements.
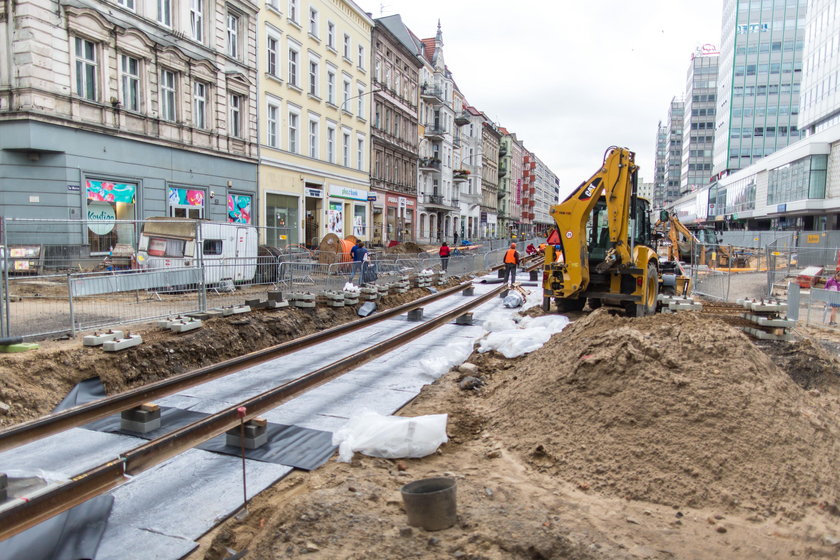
<box><xmin>541</xmin><ymin>296</ymin><xmax>551</xmax><ymax>312</ymax></box>
<box><xmin>556</xmin><ymin>297</ymin><xmax>586</xmax><ymax>312</ymax></box>
<box><xmin>625</xmin><ymin>262</ymin><xmax>659</xmax><ymax>317</ymax></box>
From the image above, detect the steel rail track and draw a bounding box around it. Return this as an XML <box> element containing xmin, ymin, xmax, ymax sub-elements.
<box><xmin>0</xmin><ymin>281</ymin><xmax>476</xmax><ymax>453</ymax></box>
<box><xmin>0</xmin><ymin>276</ymin><xmax>521</xmax><ymax>540</ymax></box>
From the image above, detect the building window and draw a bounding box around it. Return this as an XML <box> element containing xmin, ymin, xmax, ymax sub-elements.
<box><xmin>342</xmin><ymin>79</ymin><xmax>350</xmax><ymax>112</ymax></box>
<box><xmin>357</xmin><ymin>45</ymin><xmax>365</xmax><ymax>69</ymax></box>
<box><xmin>342</xmin><ymin>131</ymin><xmax>350</xmax><ymax>166</ymax></box>
<box><xmin>119</xmin><ymin>54</ymin><xmax>140</xmax><ymax>111</ymax></box>
<box><xmin>267</xmin><ymin>103</ymin><xmax>279</xmax><ymax>147</ymax></box>
<box><xmin>227</xmin><ymin>13</ymin><xmax>239</xmax><ymax>58</ymax></box>
<box><xmin>117</xmin><ymin>0</ymin><xmax>135</xmax><ymax>10</ymax></box>
<box><xmin>267</xmin><ymin>35</ymin><xmax>279</xmax><ymax>77</ymax></box>
<box><xmin>288</xmin><ymin>45</ymin><xmax>299</xmax><ymax>86</ymax></box>
<box><xmin>309</xmin><ymin>59</ymin><xmax>319</xmax><ymax>96</ymax></box>
<box><xmin>86</xmin><ymin>179</ymin><xmax>136</xmax><ymax>253</ymax></box>
<box><xmin>327</xmin><ymin>21</ymin><xmax>335</xmax><ymax>49</ymax></box>
<box><xmin>309</xmin><ymin>117</ymin><xmax>319</xmax><ymax>158</ymax></box>
<box><xmin>190</xmin><ymin>0</ymin><xmax>204</xmax><ymax>42</ymax></box>
<box><xmin>168</xmin><ymin>187</ymin><xmax>205</xmax><ymax>219</ymax></box>
<box><xmin>309</xmin><ymin>8</ymin><xmax>318</xmax><ymax>37</ymax></box>
<box><xmin>327</xmin><ymin>125</ymin><xmax>335</xmax><ymax>162</ymax></box>
<box><xmin>193</xmin><ymin>81</ymin><xmax>207</xmax><ymax>129</ymax></box>
<box><xmin>356</xmin><ymin>136</ymin><xmax>364</xmax><ymax>171</ymax></box>
<box><xmin>160</xmin><ymin>69</ymin><xmax>176</xmax><ymax>121</ymax></box>
<box><xmin>327</xmin><ymin>70</ymin><xmax>336</xmax><ymax>104</ymax></box>
<box><xmin>230</xmin><ymin>94</ymin><xmax>242</xmax><ymax>137</ymax></box>
<box><xmin>74</xmin><ymin>37</ymin><xmax>97</xmax><ymax>101</ymax></box>
<box><xmin>157</xmin><ymin>0</ymin><xmax>172</xmax><ymax>27</ymax></box>
<box><xmin>357</xmin><ymin>86</ymin><xmax>365</xmax><ymax>118</ymax></box>
<box><xmin>227</xmin><ymin>194</ymin><xmax>252</xmax><ymax>224</ymax></box>
<box><xmin>343</xmin><ymin>34</ymin><xmax>350</xmax><ymax>59</ymax></box>
<box><xmin>288</xmin><ymin>111</ymin><xmax>299</xmax><ymax>153</ymax></box>
<box><xmin>288</xmin><ymin>0</ymin><xmax>298</xmax><ymax>23</ymax></box>
<box><xmin>375</xmin><ymin>59</ymin><xmax>381</xmax><ymax>83</ymax></box>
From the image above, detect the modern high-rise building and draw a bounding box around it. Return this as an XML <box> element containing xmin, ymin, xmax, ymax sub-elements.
<box><xmin>653</xmin><ymin>122</ymin><xmax>668</xmax><ymax>209</ymax></box>
<box><xmin>798</xmin><ymin>0</ymin><xmax>840</xmax><ymax>134</ymax></box>
<box><xmin>665</xmin><ymin>98</ymin><xmax>685</xmax><ymax>205</ymax></box>
<box><xmin>682</xmin><ymin>48</ymin><xmax>719</xmax><ymax>195</ymax></box>
<box><xmin>713</xmin><ymin>0</ymin><xmax>808</xmax><ymax>178</ymax></box>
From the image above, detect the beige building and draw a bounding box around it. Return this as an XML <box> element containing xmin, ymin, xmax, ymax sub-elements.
<box><xmin>480</xmin><ymin>117</ymin><xmax>501</xmax><ymax>238</ymax></box>
<box><xmin>258</xmin><ymin>0</ymin><xmax>373</xmax><ymax>249</ymax></box>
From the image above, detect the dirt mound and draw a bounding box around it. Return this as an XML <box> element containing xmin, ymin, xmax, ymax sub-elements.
<box><xmin>487</xmin><ymin>310</ymin><xmax>840</xmax><ymax>516</ymax></box>
<box><xmin>382</xmin><ymin>241</ymin><xmax>423</xmax><ymax>254</ymax></box>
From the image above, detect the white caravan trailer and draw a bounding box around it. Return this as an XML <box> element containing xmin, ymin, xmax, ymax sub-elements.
<box><xmin>136</xmin><ymin>218</ymin><xmax>258</xmax><ymax>285</ymax></box>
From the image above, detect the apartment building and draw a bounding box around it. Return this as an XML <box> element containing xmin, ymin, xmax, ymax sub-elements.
<box><xmin>257</xmin><ymin>0</ymin><xmax>373</xmax><ymax>248</ymax></box>
<box><xmin>455</xmin><ymin>104</ymin><xmax>483</xmax><ymax>240</ymax></box>
<box><xmin>369</xmin><ymin>15</ymin><xmax>422</xmax><ymax>246</ymax></box>
<box><xmin>0</xmin><ymin>0</ymin><xmax>259</xmax><ymax>256</ymax></box>
<box><xmin>480</xmin><ymin>116</ymin><xmax>501</xmax><ymax>238</ymax></box>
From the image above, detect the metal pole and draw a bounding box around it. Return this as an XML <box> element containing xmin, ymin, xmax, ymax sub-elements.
<box><xmin>1</xmin><ymin>217</ymin><xmax>9</xmax><ymax>337</ymax></box>
<box><xmin>726</xmin><ymin>244</ymin><xmax>732</xmax><ymax>302</ymax></box>
<box><xmin>237</xmin><ymin>406</ymin><xmax>248</xmax><ymax>513</ymax></box>
<box><xmin>67</xmin><ymin>273</ymin><xmax>76</xmax><ymax>337</ymax></box>
<box><xmin>196</xmin><ymin>221</ymin><xmax>207</xmax><ymax>312</ymax></box>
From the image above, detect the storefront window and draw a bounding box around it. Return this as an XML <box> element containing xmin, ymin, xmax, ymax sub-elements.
<box><xmin>86</xmin><ymin>179</ymin><xmax>136</xmax><ymax>253</ymax></box>
<box><xmin>227</xmin><ymin>194</ymin><xmax>252</xmax><ymax>223</ymax></box>
<box><xmin>327</xmin><ymin>202</ymin><xmax>344</xmax><ymax>236</ymax></box>
<box><xmin>266</xmin><ymin>193</ymin><xmax>299</xmax><ymax>248</ymax></box>
<box><xmin>404</xmin><ymin>209</ymin><xmax>414</xmax><ymax>241</ymax></box>
<box><xmin>168</xmin><ymin>187</ymin><xmax>205</xmax><ymax>218</ymax></box>
<box><xmin>353</xmin><ymin>204</ymin><xmax>366</xmax><ymax>238</ymax></box>
<box><xmin>386</xmin><ymin>207</ymin><xmax>396</xmax><ymax>242</ymax></box>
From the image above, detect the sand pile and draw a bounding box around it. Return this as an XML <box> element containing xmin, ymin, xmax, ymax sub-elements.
<box><xmin>487</xmin><ymin>310</ymin><xmax>840</xmax><ymax>516</ymax></box>
<box><xmin>382</xmin><ymin>241</ymin><xmax>423</xmax><ymax>254</ymax></box>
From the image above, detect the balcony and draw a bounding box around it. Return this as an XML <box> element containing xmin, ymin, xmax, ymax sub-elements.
<box><xmin>426</xmin><ymin>193</ymin><xmax>444</xmax><ymax>205</ymax></box>
<box><xmin>419</xmin><ymin>157</ymin><xmax>441</xmax><ymax>172</ymax></box>
<box><xmin>453</xmin><ymin>169</ymin><xmax>470</xmax><ymax>182</ymax></box>
<box><xmin>498</xmin><ymin>145</ymin><xmax>508</xmax><ymax>157</ymax></box>
<box><xmin>497</xmin><ymin>188</ymin><xmax>506</xmax><ymax>199</ymax></box>
<box><xmin>498</xmin><ymin>164</ymin><xmax>507</xmax><ymax>177</ymax></box>
<box><xmin>420</xmin><ymin>84</ymin><xmax>444</xmax><ymax>104</ymax></box>
<box><xmin>423</xmin><ymin>124</ymin><xmax>446</xmax><ymax>140</ymax></box>
<box><xmin>454</xmin><ymin>111</ymin><xmax>470</xmax><ymax>126</ymax></box>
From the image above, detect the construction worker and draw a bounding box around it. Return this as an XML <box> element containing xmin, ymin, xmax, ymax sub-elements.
<box><xmin>503</xmin><ymin>243</ymin><xmax>520</xmax><ymax>287</ymax></box>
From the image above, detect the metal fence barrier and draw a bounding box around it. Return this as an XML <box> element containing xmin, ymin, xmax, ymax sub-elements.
<box><xmin>1</xmin><ymin>236</ymin><xmax>540</xmax><ymax>339</ymax></box>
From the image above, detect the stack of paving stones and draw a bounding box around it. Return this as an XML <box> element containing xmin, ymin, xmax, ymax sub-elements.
<box><xmin>391</xmin><ymin>275</ymin><xmax>410</xmax><ymax>294</ymax></box>
<box><xmin>657</xmin><ymin>294</ymin><xmax>703</xmax><ymax>313</ymax></box>
<box><xmin>319</xmin><ymin>291</ymin><xmax>346</xmax><ymax>308</ymax></box>
<box><xmin>290</xmin><ymin>292</ymin><xmax>316</xmax><ymax>308</ymax></box>
<box><xmin>342</xmin><ymin>289</ymin><xmax>360</xmax><ymax>305</ymax></box>
<box><xmin>737</xmin><ymin>297</ymin><xmax>795</xmax><ymax>341</ymax></box>
<box><xmin>435</xmin><ymin>271</ymin><xmax>447</xmax><ymax>286</ymax></box>
<box><xmin>359</xmin><ymin>286</ymin><xmax>379</xmax><ymax>301</ymax></box>
<box><xmin>410</xmin><ymin>271</ymin><xmax>434</xmax><ymax>288</ymax></box>
<box><xmin>376</xmin><ymin>284</ymin><xmax>389</xmax><ymax>299</ymax></box>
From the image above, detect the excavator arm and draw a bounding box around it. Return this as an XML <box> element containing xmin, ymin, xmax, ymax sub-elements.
<box><xmin>546</xmin><ymin>147</ymin><xmax>638</xmax><ymax>298</ymax></box>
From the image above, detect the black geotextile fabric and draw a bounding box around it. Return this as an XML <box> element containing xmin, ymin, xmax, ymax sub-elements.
<box><xmin>0</xmin><ymin>494</ymin><xmax>114</xmax><ymax>560</ymax></box>
<box><xmin>53</xmin><ymin>377</ymin><xmax>107</xmax><ymax>412</ymax></box>
<box><xmin>83</xmin><ymin>406</ymin><xmax>336</xmax><ymax>471</ymax></box>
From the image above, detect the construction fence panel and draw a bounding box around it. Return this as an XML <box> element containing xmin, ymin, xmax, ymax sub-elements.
<box><xmin>5</xmin><ymin>273</ymin><xmax>74</xmax><ymax>338</ymax></box>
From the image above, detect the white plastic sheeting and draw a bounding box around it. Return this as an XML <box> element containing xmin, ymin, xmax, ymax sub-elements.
<box><xmin>477</xmin><ymin>314</ymin><xmax>571</xmax><ymax>358</ymax></box>
<box><xmin>332</xmin><ymin>410</ymin><xmax>448</xmax><ymax>462</ymax></box>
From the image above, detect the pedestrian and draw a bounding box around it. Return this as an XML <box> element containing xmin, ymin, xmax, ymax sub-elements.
<box><xmin>825</xmin><ymin>270</ymin><xmax>840</xmax><ymax>325</ymax></box>
<box><xmin>439</xmin><ymin>241</ymin><xmax>451</xmax><ymax>272</ymax></box>
<box><xmin>348</xmin><ymin>240</ymin><xmax>368</xmax><ymax>284</ymax></box>
<box><xmin>453</xmin><ymin>231</ymin><xmax>459</xmax><ymax>246</ymax></box>
<box><xmin>526</xmin><ymin>243</ymin><xmax>537</xmax><ymax>256</ymax></box>
<box><xmin>503</xmin><ymin>243</ymin><xmax>520</xmax><ymax>287</ymax></box>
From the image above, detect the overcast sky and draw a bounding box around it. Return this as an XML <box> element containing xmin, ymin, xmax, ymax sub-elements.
<box><xmin>359</xmin><ymin>0</ymin><xmax>724</xmax><ymax>198</ymax></box>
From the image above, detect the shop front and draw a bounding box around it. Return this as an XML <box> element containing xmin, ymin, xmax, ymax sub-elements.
<box><xmin>265</xmin><ymin>192</ymin><xmax>301</xmax><ymax>248</ymax></box>
<box><xmin>328</xmin><ymin>185</ymin><xmax>370</xmax><ymax>242</ymax></box>
<box><xmin>385</xmin><ymin>194</ymin><xmax>416</xmax><ymax>245</ymax></box>
<box><xmin>85</xmin><ymin>178</ymin><xmax>137</xmax><ymax>254</ymax></box>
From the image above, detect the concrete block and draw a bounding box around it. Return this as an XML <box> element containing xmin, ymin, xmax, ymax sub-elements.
<box><xmin>121</xmin><ymin>403</ymin><xmax>161</xmax><ymax>433</ymax></box>
<box><xmin>245</xmin><ymin>298</ymin><xmax>268</xmax><ymax>309</ymax></box>
<box><xmin>743</xmin><ymin>313</ymin><xmax>796</xmax><ymax>328</ymax></box>
<box><xmin>103</xmin><ymin>334</ymin><xmax>143</xmax><ymax>352</ymax></box>
<box><xmin>222</xmin><ymin>305</ymin><xmax>251</xmax><ymax>316</ymax></box>
<box><xmin>226</xmin><ymin>418</ymin><xmax>268</xmax><ymax>450</ymax></box>
<box><xmin>266</xmin><ymin>300</ymin><xmax>289</xmax><ymax>309</ymax></box>
<box><xmin>529</xmin><ymin>270</ymin><xmax>539</xmax><ymax>281</ymax></box>
<box><xmin>170</xmin><ymin>319</ymin><xmax>203</xmax><ymax>333</ymax></box>
<box><xmin>462</xmin><ymin>286</ymin><xmax>475</xmax><ymax>296</ymax></box>
<box><xmin>455</xmin><ymin>313</ymin><xmax>474</xmax><ymax>326</ymax></box>
<box><xmin>407</xmin><ymin>308</ymin><xmax>424</xmax><ymax>321</ymax></box>
<box><xmin>156</xmin><ymin>318</ymin><xmax>177</xmax><ymax>328</ymax></box>
<box><xmin>82</xmin><ymin>330</ymin><xmax>124</xmax><ymax>346</ymax></box>
<box><xmin>267</xmin><ymin>290</ymin><xmax>284</xmax><ymax>302</ymax></box>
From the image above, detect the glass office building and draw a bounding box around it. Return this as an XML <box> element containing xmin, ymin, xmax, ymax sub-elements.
<box><xmin>682</xmin><ymin>51</ymin><xmax>719</xmax><ymax>194</ymax></box>
<box><xmin>713</xmin><ymin>0</ymin><xmax>808</xmax><ymax>177</ymax></box>
<box><xmin>798</xmin><ymin>0</ymin><xmax>840</xmax><ymax>134</ymax></box>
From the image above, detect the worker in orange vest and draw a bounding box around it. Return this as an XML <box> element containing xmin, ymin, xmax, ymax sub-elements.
<box><xmin>503</xmin><ymin>243</ymin><xmax>520</xmax><ymax>287</ymax></box>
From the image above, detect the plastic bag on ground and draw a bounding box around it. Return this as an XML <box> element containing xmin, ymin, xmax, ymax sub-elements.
<box><xmin>332</xmin><ymin>410</ymin><xmax>448</xmax><ymax>462</ymax></box>
<box><xmin>478</xmin><ymin>327</ymin><xmax>553</xmax><ymax>358</ymax></box>
<box><xmin>503</xmin><ymin>291</ymin><xmax>524</xmax><ymax>308</ymax></box>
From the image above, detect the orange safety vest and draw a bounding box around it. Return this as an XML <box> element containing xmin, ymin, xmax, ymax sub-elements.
<box><xmin>504</xmin><ymin>249</ymin><xmax>518</xmax><ymax>264</ymax></box>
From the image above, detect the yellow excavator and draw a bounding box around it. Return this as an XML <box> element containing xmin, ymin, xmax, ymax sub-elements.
<box><xmin>542</xmin><ymin>147</ymin><xmax>660</xmax><ymax>316</ymax></box>
<box><xmin>655</xmin><ymin>210</ymin><xmax>736</xmax><ymax>268</ymax></box>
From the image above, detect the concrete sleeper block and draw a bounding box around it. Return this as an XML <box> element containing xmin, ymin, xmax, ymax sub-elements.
<box><xmin>103</xmin><ymin>334</ymin><xmax>143</xmax><ymax>352</ymax></box>
<box><xmin>83</xmin><ymin>330</ymin><xmax>124</xmax><ymax>346</ymax></box>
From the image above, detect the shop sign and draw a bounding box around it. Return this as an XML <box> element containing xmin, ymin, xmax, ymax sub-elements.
<box><xmin>367</xmin><ymin>194</ymin><xmax>377</xmax><ymax>201</ymax></box>
<box><xmin>807</xmin><ymin>234</ymin><xmax>821</xmax><ymax>244</ymax></box>
<box><xmin>67</xmin><ymin>185</ymin><xmax>80</xmax><ymax>192</ymax></box>
<box><xmin>87</xmin><ymin>202</ymin><xmax>116</xmax><ymax>235</ymax></box>
<box><xmin>305</xmin><ymin>188</ymin><xmax>323</xmax><ymax>198</ymax></box>
<box><xmin>329</xmin><ymin>185</ymin><xmax>369</xmax><ymax>201</ymax></box>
